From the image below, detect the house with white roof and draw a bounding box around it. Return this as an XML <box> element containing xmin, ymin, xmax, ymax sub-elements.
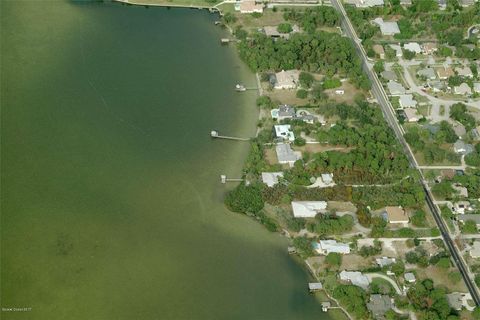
<box><xmin>454</xmin><ymin>83</ymin><xmax>472</xmax><ymax>95</ymax></box>
<box><xmin>404</xmin><ymin>42</ymin><xmax>422</xmax><ymax>54</ymax></box>
<box><xmin>339</xmin><ymin>271</ymin><xmax>370</xmax><ymax>289</ymax></box>
<box><xmin>272</xmin><ymin>70</ymin><xmax>300</xmax><ymax>90</ymax></box>
<box><xmin>453</xmin><ymin>184</ymin><xmax>468</xmax><ymax>198</ymax></box>
<box><xmin>321</xmin><ymin>173</ymin><xmax>334</xmax><ymax>185</ymax></box>
<box><xmin>315</xmin><ymin>240</ymin><xmax>350</xmax><ymax>255</ymax></box>
<box><xmin>291</xmin><ymin>201</ymin><xmax>327</xmax><ymax>218</ymax></box>
<box><xmin>387</xmin><ymin>80</ymin><xmax>406</xmax><ymax>95</ymax></box>
<box><xmin>347</xmin><ymin>0</ymin><xmax>384</xmax><ymax>7</ymax></box>
<box><xmin>261</xmin><ymin>172</ymin><xmax>284</xmax><ymax>187</ymax></box>
<box><xmin>457</xmin><ymin>214</ymin><xmax>480</xmax><ymax>229</ymax></box>
<box><xmin>399</xmin><ymin>94</ymin><xmax>417</xmax><ymax>108</ymax></box>
<box><xmin>372</xmin><ymin>18</ymin><xmax>400</xmax><ymax>36</ymax></box>
<box><xmin>454</xmin><ymin>201</ymin><xmax>471</xmax><ymax>214</ymax></box>
<box><xmin>275</xmin><ymin>143</ymin><xmax>301</xmax><ymax>167</ymax></box>
<box><xmin>274</xmin><ymin>124</ymin><xmax>295</xmax><ymax>142</ymax></box>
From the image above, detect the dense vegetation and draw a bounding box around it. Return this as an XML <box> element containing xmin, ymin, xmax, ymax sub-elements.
<box><xmin>283</xmin><ymin>6</ymin><xmax>340</xmax><ymax>33</ymax></box>
<box><xmin>333</xmin><ymin>285</ymin><xmax>369</xmax><ymax>319</ymax></box>
<box><xmin>407</xmin><ymin>279</ymin><xmax>458</xmax><ymax>320</ymax></box>
<box><xmin>238</xmin><ymin>31</ymin><xmax>370</xmax><ymax>89</ymax></box>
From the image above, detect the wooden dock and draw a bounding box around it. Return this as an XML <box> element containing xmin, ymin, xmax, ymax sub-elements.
<box><xmin>210</xmin><ymin>131</ymin><xmax>250</xmax><ymax>141</ymax></box>
<box><xmin>220</xmin><ymin>175</ymin><xmax>244</xmax><ymax>184</ymax></box>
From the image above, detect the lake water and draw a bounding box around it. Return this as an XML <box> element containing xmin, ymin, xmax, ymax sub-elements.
<box><xmin>1</xmin><ymin>1</ymin><xmax>328</xmax><ymax>319</ymax></box>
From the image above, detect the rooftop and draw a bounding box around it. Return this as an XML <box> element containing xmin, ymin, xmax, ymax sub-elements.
<box><xmin>275</xmin><ymin>143</ymin><xmax>301</xmax><ymax>164</ymax></box>
<box><xmin>399</xmin><ymin>94</ymin><xmax>417</xmax><ymax>108</ymax></box>
<box><xmin>384</xmin><ymin>206</ymin><xmax>408</xmax><ymax>223</ymax></box>
<box><xmin>372</xmin><ymin>18</ymin><xmax>400</xmax><ymax>35</ymax></box>
<box><xmin>261</xmin><ymin>172</ymin><xmax>284</xmax><ymax>188</ymax></box>
<box><xmin>404</xmin><ymin>42</ymin><xmax>422</xmax><ymax>54</ymax></box>
<box><xmin>315</xmin><ymin>240</ymin><xmax>351</xmax><ymax>255</ymax></box>
<box><xmin>291</xmin><ymin>201</ymin><xmax>327</xmax><ymax>218</ymax></box>
<box><xmin>387</xmin><ymin>80</ymin><xmax>406</xmax><ymax>95</ymax></box>
<box><xmin>339</xmin><ymin>271</ymin><xmax>370</xmax><ymax>289</ymax></box>
<box><xmin>367</xmin><ymin>294</ymin><xmax>392</xmax><ymax>318</ymax></box>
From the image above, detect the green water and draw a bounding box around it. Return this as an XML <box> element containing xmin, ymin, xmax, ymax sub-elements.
<box><xmin>1</xmin><ymin>1</ymin><xmax>328</xmax><ymax>319</ymax></box>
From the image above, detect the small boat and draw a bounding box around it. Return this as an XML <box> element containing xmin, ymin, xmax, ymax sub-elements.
<box><xmin>235</xmin><ymin>84</ymin><xmax>246</xmax><ymax>92</ymax></box>
<box><xmin>214</xmin><ymin>21</ymin><xmax>221</xmax><ymax>25</ymax></box>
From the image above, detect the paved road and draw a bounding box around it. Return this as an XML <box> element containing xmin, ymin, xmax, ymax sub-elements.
<box><xmin>330</xmin><ymin>0</ymin><xmax>480</xmax><ymax>306</ymax></box>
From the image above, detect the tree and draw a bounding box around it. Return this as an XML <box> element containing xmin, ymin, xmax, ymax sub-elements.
<box><xmin>333</xmin><ymin>285</ymin><xmax>369</xmax><ymax>319</ymax></box>
<box><xmin>277</xmin><ymin>23</ymin><xmax>293</xmax><ymax>34</ymax></box>
<box><xmin>296</xmin><ymin>89</ymin><xmax>308</xmax><ymax>99</ymax></box>
<box><xmin>411</xmin><ymin>210</ymin><xmax>426</xmax><ymax>227</ymax></box>
<box><xmin>461</xmin><ymin>220</ymin><xmax>478</xmax><ymax>234</ymax></box>
<box><xmin>293</xmin><ymin>236</ymin><xmax>314</xmax><ymax>258</ymax></box>
<box><xmin>299</xmin><ymin>72</ymin><xmax>314</xmax><ymax>88</ymax></box>
<box><xmin>224</xmin><ymin>183</ymin><xmax>264</xmax><ymax>214</ymax></box>
<box><xmin>325</xmin><ymin>252</ymin><xmax>342</xmax><ymax>268</ymax></box>
<box><xmin>436</xmin><ymin>257</ymin><xmax>451</xmax><ymax>269</ymax></box>
<box><xmin>403</xmin><ymin>49</ymin><xmax>416</xmax><ymax>60</ymax></box>
<box><xmin>373</xmin><ymin>61</ymin><xmax>385</xmax><ymax>74</ymax></box>
<box><xmin>473</xmin><ymin>307</ymin><xmax>480</xmax><ymax>320</ymax></box>
<box><xmin>391</xmin><ymin>261</ymin><xmax>405</xmax><ymax>276</ymax></box>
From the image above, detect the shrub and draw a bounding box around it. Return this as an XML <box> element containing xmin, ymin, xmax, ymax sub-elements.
<box><xmin>224</xmin><ymin>183</ymin><xmax>264</xmax><ymax>214</ymax></box>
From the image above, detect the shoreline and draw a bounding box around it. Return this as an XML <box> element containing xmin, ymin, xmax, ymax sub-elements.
<box><xmin>111</xmin><ymin>1</ymin><xmax>351</xmax><ymax>319</ymax></box>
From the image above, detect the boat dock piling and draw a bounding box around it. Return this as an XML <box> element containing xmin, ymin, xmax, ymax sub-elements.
<box><xmin>210</xmin><ymin>131</ymin><xmax>250</xmax><ymax>141</ymax></box>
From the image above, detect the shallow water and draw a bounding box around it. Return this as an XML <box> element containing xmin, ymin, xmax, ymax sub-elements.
<box><xmin>1</xmin><ymin>1</ymin><xmax>328</xmax><ymax>319</ymax></box>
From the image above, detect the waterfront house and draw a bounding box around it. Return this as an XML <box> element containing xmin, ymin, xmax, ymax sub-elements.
<box><xmin>272</xmin><ymin>70</ymin><xmax>300</xmax><ymax>90</ymax></box>
<box><xmin>454</xmin><ymin>83</ymin><xmax>472</xmax><ymax>95</ymax></box>
<box><xmin>399</xmin><ymin>94</ymin><xmax>417</xmax><ymax>108</ymax></box>
<box><xmin>404</xmin><ymin>42</ymin><xmax>422</xmax><ymax>54</ymax></box>
<box><xmin>291</xmin><ymin>201</ymin><xmax>327</xmax><ymax>218</ymax></box>
<box><xmin>261</xmin><ymin>172</ymin><xmax>284</xmax><ymax>187</ymax></box>
<box><xmin>315</xmin><ymin>240</ymin><xmax>350</xmax><ymax>255</ymax></box>
<box><xmin>339</xmin><ymin>271</ymin><xmax>370</xmax><ymax>289</ymax></box>
<box><xmin>372</xmin><ymin>18</ymin><xmax>400</xmax><ymax>36</ymax></box>
<box><xmin>275</xmin><ymin>143</ymin><xmax>301</xmax><ymax>167</ymax></box>
<box><xmin>367</xmin><ymin>294</ymin><xmax>393</xmax><ymax>319</ymax></box>
<box><xmin>387</xmin><ymin>80</ymin><xmax>406</xmax><ymax>95</ymax></box>
<box><xmin>274</xmin><ymin>124</ymin><xmax>295</xmax><ymax>142</ymax></box>
<box><xmin>383</xmin><ymin>206</ymin><xmax>409</xmax><ymax>225</ymax></box>
<box><xmin>471</xmin><ymin>241</ymin><xmax>480</xmax><ymax>258</ymax></box>
<box><xmin>263</xmin><ymin>25</ymin><xmax>300</xmax><ymax>40</ymax></box>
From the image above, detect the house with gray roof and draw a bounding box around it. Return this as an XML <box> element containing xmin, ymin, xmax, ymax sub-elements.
<box><xmin>404</xmin><ymin>272</ymin><xmax>416</xmax><ymax>283</ymax></box>
<box><xmin>381</xmin><ymin>70</ymin><xmax>397</xmax><ymax>81</ymax></box>
<box><xmin>367</xmin><ymin>294</ymin><xmax>392</xmax><ymax>319</ymax></box>
<box><xmin>372</xmin><ymin>18</ymin><xmax>400</xmax><ymax>36</ymax></box>
<box><xmin>447</xmin><ymin>293</ymin><xmax>464</xmax><ymax>311</ymax></box>
<box><xmin>271</xmin><ymin>105</ymin><xmax>295</xmax><ymax>122</ymax></box>
<box><xmin>387</xmin><ymin>80</ymin><xmax>406</xmax><ymax>95</ymax></box>
<box><xmin>275</xmin><ymin>143</ymin><xmax>301</xmax><ymax>167</ymax></box>
<box><xmin>454</xmin><ymin>140</ymin><xmax>474</xmax><ymax>155</ymax></box>
<box><xmin>261</xmin><ymin>172</ymin><xmax>284</xmax><ymax>187</ymax></box>
<box><xmin>454</xmin><ymin>83</ymin><xmax>472</xmax><ymax>95</ymax></box>
<box><xmin>473</xmin><ymin>83</ymin><xmax>480</xmax><ymax>93</ymax></box>
<box><xmin>417</xmin><ymin>68</ymin><xmax>436</xmax><ymax>80</ymax></box>
<box><xmin>346</xmin><ymin>0</ymin><xmax>384</xmax><ymax>7</ymax></box>
<box><xmin>376</xmin><ymin>257</ymin><xmax>396</xmax><ymax>268</ymax></box>
<box><xmin>339</xmin><ymin>271</ymin><xmax>370</xmax><ymax>289</ymax></box>
<box><xmin>399</xmin><ymin>94</ymin><xmax>417</xmax><ymax>108</ymax></box>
